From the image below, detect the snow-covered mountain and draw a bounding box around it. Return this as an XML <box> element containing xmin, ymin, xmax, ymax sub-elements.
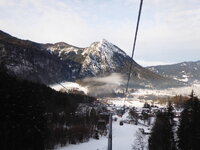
<box><xmin>45</xmin><ymin>39</ymin><xmax>183</xmax><ymax>88</ymax></box>
<box><xmin>0</xmin><ymin>30</ymin><xmax>182</xmax><ymax>88</ymax></box>
<box><xmin>45</xmin><ymin>39</ymin><xmax>132</xmax><ymax>77</ymax></box>
<box><xmin>147</xmin><ymin>61</ymin><xmax>200</xmax><ymax>84</ymax></box>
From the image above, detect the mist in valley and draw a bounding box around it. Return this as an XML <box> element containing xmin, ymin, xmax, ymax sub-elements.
<box><xmin>79</xmin><ymin>73</ymin><xmax>126</xmax><ymax>97</ymax></box>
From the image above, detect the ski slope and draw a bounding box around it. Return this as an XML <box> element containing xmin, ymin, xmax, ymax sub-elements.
<box><xmin>56</xmin><ymin>113</ymin><xmax>148</xmax><ymax>150</ymax></box>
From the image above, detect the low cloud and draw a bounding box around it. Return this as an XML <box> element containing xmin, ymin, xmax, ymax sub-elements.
<box><xmin>80</xmin><ymin>73</ymin><xmax>126</xmax><ymax>97</ymax></box>
<box><xmin>86</xmin><ymin>73</ymin><xmax>124</xmax><ymax>85</ymax></box>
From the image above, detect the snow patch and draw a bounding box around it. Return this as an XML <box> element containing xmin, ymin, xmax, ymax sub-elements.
<box><xmin>132</xmin><ymin>84</ymin><xmax>200</xmax><ymax>98</ymax></box>
<box><xmin>181</xmin><ymin>63</ymin><xmax>187</xmax><ymax>66</ymax></box>
<box><xmin>50</xmin><ymin>82</ymin><xmax>88</xmax><ymax>94</ymax></box>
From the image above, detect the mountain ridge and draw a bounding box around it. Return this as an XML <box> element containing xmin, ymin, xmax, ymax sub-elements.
<box><xmin>147</xmin><ymin>61</ymin><xmax>200</xmax><ymax>84</ymax></box>
<box><xmin>0</xmin><ymin>30</ymin><xmax>81</xmax><ymax>84</ymax></box>
<box><xmin>0</xmin><ymin>30</ymin><xmax>183</xmax><ymax>88</ymax></box>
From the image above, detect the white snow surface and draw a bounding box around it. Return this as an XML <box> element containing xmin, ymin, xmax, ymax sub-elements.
<box><xmin>50</xmin><ymin>82</ymin><xmax>88</xmax><ymax>94</ymax></box>
<box><xmin>56</xmin><ymin>112</ymin><xmax>148</xmax><ymax>150</ymax></box>
<box><xmin>131</xmin><ymin>83</ymin><xmax>200</xmax><ymax>98</ymax></box>
<box><xmin>104</xmin><ymin>98</ymin><xmax>146</xmax><ymax>108</ymax></box>
<box><xmin>47</xmin><ymin>45</ymin><xmax>80</xmax><ymax>57</ymax></box>
<box><xmin>99</xmin><ymin>39</ymin><xmax>126</xmax><ymax>57</ymax></box>
<box><xmin>80</xmin><ymin>39</ymin><xmax>127</xmax><ymax>75</ymax></box>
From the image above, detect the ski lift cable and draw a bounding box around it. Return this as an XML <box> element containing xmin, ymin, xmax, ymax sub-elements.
<box><xmin>126</xmin><ymin>0</ymin><xmax>143</xmax><ymax>93</ymax></box>
<box><xmin>56</xmin><ymin>82</ymin><xmax>69</xmax><ymax>91</ymax></box>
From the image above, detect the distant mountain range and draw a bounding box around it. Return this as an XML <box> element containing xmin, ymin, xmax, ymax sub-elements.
<box><xmin>0</xmin><ymin>30</ymin><xmax>182</xmax><ymax>88</ymax></box>
<box><xmin>147</xmin><ymin>61</ymin><xmax>200</xmax><ymax>84</ymax></box>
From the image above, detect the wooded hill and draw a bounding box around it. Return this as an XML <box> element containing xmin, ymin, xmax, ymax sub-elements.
<box><xmin>0</xmin><ymin>65</ymin><xmax>98</xmax><ymax>150</ymax></box>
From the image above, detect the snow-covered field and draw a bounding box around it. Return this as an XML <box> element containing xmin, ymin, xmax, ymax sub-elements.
<box><xmin>50</xmin><ymin>82</ymin><xmax>88</xmax><ymax>94</ymax></box>
<box><xmin>50</xmin><ymin>81</ymin><xmax>200</xmax><ymax>101</ymax></box>
<box><xmin>56</xmin><ymin>112</ymin><xmax>149</xmax><ymax>150</ymax></box>
<box><xmin>132</xmin><ymin>83</ymin><xmax>200</xmax><ymax>98</ymax></box>
<box><xmin>49</xmin><ymin>81</ymin><xmax>200</xmax><ymax>150</ymax></box>
<box><xmin>104</xmin><ymin>84</ymin><xmax>200</xmax><ymax>108</ymax></box>
<box><xmin>100</xmin><ymin>98</ymin><xmax>148</xmax><ymax>108</ymax></box>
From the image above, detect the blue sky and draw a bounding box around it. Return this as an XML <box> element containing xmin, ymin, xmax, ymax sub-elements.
<box><xmin>0</xmin><ymin>0</ymin><xmax>200</xmax><ymax>66</ymax></box>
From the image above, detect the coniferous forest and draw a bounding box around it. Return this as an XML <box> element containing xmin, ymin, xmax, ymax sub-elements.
<box><xmin>2</xmin><ymin>60</ymin><xmax>200</xmax><ymax>150</ymax></box>
<box><xmin>149</xmin><ymin>92</ymin><xmax>200</xmax><ymax>150</ymax></box>
<box><xmin>0</xmin><ymin>65</ymin><xmax>99</xmax><ymax>150</ymax></box>
<box><xmin>177</xmin><ymin>92</ymin><xmax>200</xmax><ymax>150</ymax></box>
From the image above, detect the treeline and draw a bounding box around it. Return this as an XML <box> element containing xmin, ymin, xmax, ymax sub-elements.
<box><xmin>178</xmin><ymin>91</ymin><xmax>200</xmax><ymax>150</ymax></box>
<box><xmin>0</xmin><ymin>66</ymin><xmax>97</xmax><ymax>150</ymax></box>
<box><xmin>148</xmin><ymin>102</ymin><xmax>176</xmax><ymax>150</ymax></box>
<box><xmin>157</xmin><ymin>95</ymin><xmax>189</xmax><ymax>108</ymax></box>
<box><xmin>149</xmin><ymin>92</ymin><xmax>200</xmax><ymax>150</ymax></box>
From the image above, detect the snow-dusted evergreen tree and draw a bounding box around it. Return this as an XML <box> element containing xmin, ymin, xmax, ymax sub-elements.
<box><xmin>129</xmin><ymin>107</ymin><xmax>139</xmax><ymax>125</ymax></box>
<box><xmin>148</xmin><ymin>111</ymin><xmax>176</xmax><ymax>150</ymax></box>
<box><xmin>177</xmin><ymin>91</ymin><xmax>200</xmax><ymax>150</ymax></box>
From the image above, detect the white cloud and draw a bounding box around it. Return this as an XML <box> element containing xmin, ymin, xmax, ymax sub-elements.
<box><xmin>0</xmin><ymin>0</ymin><xmax>94</xmax><ymax>46</ymax></box>
<box><xmin>0</xmin><ymin>0</ymin><xmax>200</xmax><ymax>64</ymax></box>
<box><xmin>134</xmin><ymin>0</ymin><xmax>200</xmax><ymax>62</ymax></box>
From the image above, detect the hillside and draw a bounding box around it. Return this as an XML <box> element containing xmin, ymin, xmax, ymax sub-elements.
<box><xmin>0</xmin><ymin>30</ymin><xmax>182</xmax><ymax>88</ymax></box>
<box><xmin>45</xmin><ymin>39</ymin><xmax>182</xmax><ymax>89</ymax></box>
<box><xmin>147</xmin><ymin>61</ymin><xmax>200</xmax><ymax>84</ymax></box>
<box><xmin>0</xmin><ymin>30</ymin><xmax>81</xmax><ymax>84</ymax></box>
<box><xmin>0</xmin><ymin>65</ymin><xmax>97</xmax><ymax>150</ymax></box>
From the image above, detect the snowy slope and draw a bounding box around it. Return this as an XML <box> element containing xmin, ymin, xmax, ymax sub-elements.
<box><xmin>0</xmin><ymin>30</ymin><xmax>81</xmax><ymax>84</ymax></box>
<box><xmin>56</xmin><ymin>112</ymin><xmax>149</xmax><ymax>150</ymax></box>
<box><xmin>80</xmin><ymin>39</ymin><xmax>127</xmax><ymax>76</ymax></box>
<box><xmin>147</xmin><ymin>61</ymin><xmax>200</xmax><ymax>84</ymax></box>
<box><xmin>0</xmin><ymin>30</ymin><xmax>183</xmax><ymax>88</ymax></box>
<box><xmin>46</xmin><ymin>38</ymin><xmax>182</xmax><ymax>89</ymax></box>
<box><xmin>46</xmin><ymin>39</ymin><xmax>130</xmax><ymax>77</ymax></box>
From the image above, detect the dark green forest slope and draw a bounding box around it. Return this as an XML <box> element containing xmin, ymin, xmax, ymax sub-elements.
<box><xmin>0</xmin><ymin>66</ymin><xmax>97</xmax><ymax>150</ymax></box>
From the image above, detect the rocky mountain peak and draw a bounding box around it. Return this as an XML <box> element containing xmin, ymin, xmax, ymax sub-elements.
<box><xmin>54</xmin><ymin>42</ymin><xmax>71</xmax><ymax>48</ymax></box>
<box><xmin>92</xmin><ymin>39</ymin><xmax>126</xmax><ymax>57</ymax></box>
<box><xmin>98</xmin><ymin>38</ymin><xmax>113</xmax><ymax>49</ymax></box>
<box><xmin>0</xmin><ymin>30</ymin><xmax>184</xmax><ymax>88</ymax></box>
<box><xmin>78</xmin><ymin>39</ymin><xmax>129</xmax><ymax>76</ymax></box>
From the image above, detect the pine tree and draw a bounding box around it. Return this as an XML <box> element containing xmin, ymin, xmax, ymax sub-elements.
<box><xmin>149</xmin><ymin>111</ymin><xmax>176</xmax><ymax>150</ymax></box>
<box><xmin>129</xmin><ymin>107</ymin><xmax>139</xmax><ymax>125</ymax></box>
<box><xmin>0</xmin><ymin>66</ymin><xmax>97</xmax><ymax>150</ymax></box>
<box><xmin>177</xmin><ymin>91</ymin><xmax>200</xmax><ymax>150</ymax></box>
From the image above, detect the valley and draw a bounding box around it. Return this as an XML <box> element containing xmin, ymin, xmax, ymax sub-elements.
<box><xmin>1</xmin><ymin>30</ymin><xmax>200</xmax><ymax>150</ymax></box>
<box><xmin>1</xmin><ymin>0</ymin><xmax>200</xmax><ymax>149</ymax></box>
<box><xmin>0</xmin><ymin>30</ymin><xmax>183</xmax><ymax>89</ymax></box>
